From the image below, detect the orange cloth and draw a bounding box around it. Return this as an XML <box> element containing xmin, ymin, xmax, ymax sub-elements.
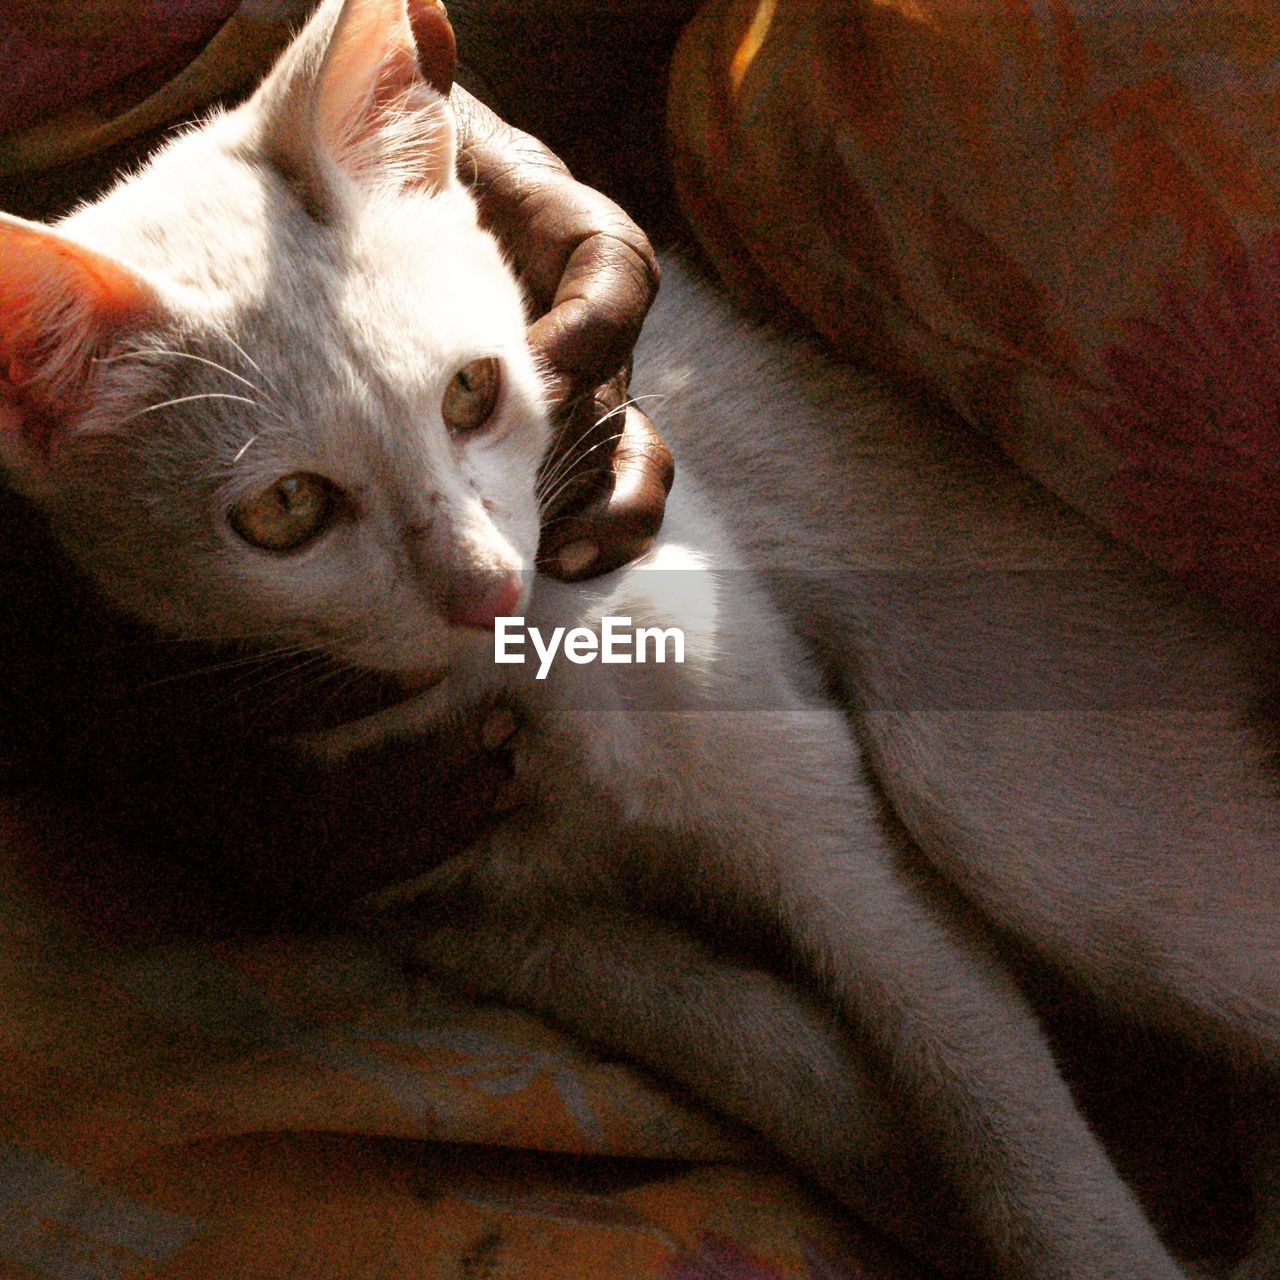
<box><xmin>0</xmin><ymin>793</ymin><xmax>916</xmax><ymax>1279</ymax></box>
<box><xmin>670</xmin><ymin>0</ymin><xmax>1280</xmax><ymax>630</ymax></box>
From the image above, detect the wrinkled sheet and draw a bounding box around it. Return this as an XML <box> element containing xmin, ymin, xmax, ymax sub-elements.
<box><xmin>0</xmin><ymin>796</ymin><xmax>923</xmax><ymax>1280</ymax></box>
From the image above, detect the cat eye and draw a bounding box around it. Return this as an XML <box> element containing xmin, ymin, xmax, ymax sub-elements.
<box><xmin>442</xmin><ymin>357</ymin><xmax>500</xmax><ymax>433</ymax></box>
<box><xmin>229</xmin><ymin>472</ymin><xmax>337</xmax><ymax>552</ymax></box>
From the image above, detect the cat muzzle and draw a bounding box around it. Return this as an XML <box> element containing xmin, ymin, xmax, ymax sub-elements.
<box><xmin>442</xmin><ymin>573</ymin><xmax>523</xmax><ymax>631</ymax></box>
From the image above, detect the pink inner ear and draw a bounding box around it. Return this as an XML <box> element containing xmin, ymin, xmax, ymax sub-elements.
<box><xmin>312</xmin><ymin>0</ymin><xmax>456</xmax><ymax>192</ymax></box>
<box><xmin>314</xmin><ymin>0</ymin><xmax>417</xmax><ymax>150</ymax></box>
<box><xmin>0</xmin><ymin>217</ymin><xmax>155</xmax><ymax>457</ymax></box>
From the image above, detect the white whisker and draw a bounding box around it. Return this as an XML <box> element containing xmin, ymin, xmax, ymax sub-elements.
<box><xmin>220</xmin><ymin>334</ymin><xmax>278</xmax><ymax>395</ymax></box>
<box><xmin>96</xmin><ymin>348</ymin><xmax>264</xmax><ymax>396</ymax></box>
<box><xmin>128</xmin><ymin>643</ymin><xmax>316</xmax><ymax>694</ymax></box>
<box><xmin>538</xmin><ymin>447</ymin><xmax>626</xmax><ymax>515</ymax></box>
<box><xmin>220</xmin><ymin>334</ymin><xmax>263</xmax><ymax>377</ymax></box>
<box><xmin>203</xmin><ymin>652</ymin><xmax>334</xmax><ymax>720</ymax></box>
<box><xmin>537</xmin><ymin>431</ymin><xmax>627</xmax><ymax>513</ymax></box>
<box><xmin>140</xmin><ymin>625</ymin><xmax>348</xmax><ymax>648</ymax></box>
<box><xmin>536</xmin><ymin>395</ymin><xmax>665</xmax><ymax>499</ymax></box>
<box><xmin>536</xmin><ymin>427</ymin><xmax>627</xmax><ymax>500</ymax></box>
<box><xmin>536</xmin><ymin>418</ymin><xmax>608</xmax><ymax>496</ymax></box>
<box><xmin>597</xmin><ymin>392</ymin><xmax>666</xmax><ymax>420</ymax></box>
<box><xmin>117</xmin><ymin>392</ymin><xmax>259</xmax><ymax>424</ymax></box>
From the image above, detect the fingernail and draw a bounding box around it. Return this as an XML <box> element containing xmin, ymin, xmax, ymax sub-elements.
<box><xmin>481</xmin><ymin>706</ymin><xmax>519</xmax><ymax>751</ymax></box>
<box><xmin>554</xmin><ymin>540</ymin><xmax>597</xmax><ymax>577</ymax></box>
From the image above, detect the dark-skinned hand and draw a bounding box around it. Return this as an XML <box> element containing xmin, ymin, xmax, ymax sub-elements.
<box><xmin>450</xmin><ymin>83</ymin><xmax>675</xmax><ymax>580</ymax></box>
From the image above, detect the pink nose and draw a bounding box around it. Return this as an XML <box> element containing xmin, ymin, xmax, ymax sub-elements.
<box><xmin>444</xmin><ymin>573</ymin><xmax>523</xmax><ymax>630</ymax></box>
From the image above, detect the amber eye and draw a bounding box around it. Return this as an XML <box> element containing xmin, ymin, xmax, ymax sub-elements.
<box><xmin>229</xmin><ymin>472</ymin><xmax>336</xmax><ymax>552</ymax></box>
<box><xmin>442</xmin><ymin>357</ymin><xmax>500</xmax><ymax>433</ymax></box>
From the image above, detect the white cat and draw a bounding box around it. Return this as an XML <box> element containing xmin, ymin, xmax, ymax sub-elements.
<box><xmin>1</xmin><ymin>1</ymin><xmax>1276</xmax><ymax>1278</ymax></box>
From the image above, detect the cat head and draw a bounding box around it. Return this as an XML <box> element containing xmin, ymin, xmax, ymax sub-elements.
<box><xmin>0</xmin><ymin>0</ymin><xmax>549</xmax><ymax>708</ymax></box>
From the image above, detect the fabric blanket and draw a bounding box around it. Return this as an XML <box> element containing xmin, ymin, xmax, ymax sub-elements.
<box><xmin>0</xmin><ymin>793</ymin><xmax>925</xmax><ymax>1280</ymax></box>
<box><xmin>669</xmin><ymin>0</ymin><xmax>1280</xmax><ymax>632</ymax></box>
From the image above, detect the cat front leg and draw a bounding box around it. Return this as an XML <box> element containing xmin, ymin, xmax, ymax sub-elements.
<box><xmin>609</xmin><ymin>701</ymin><xmax>1190</xmax><ymax>1280</ymax></box>
<box><xmin>385</xmin><ymin>851</ymin><xmax>976</xmax><ymax>1279</ymax></box>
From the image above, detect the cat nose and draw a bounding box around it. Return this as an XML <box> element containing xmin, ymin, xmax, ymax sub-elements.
<box><xmin>443</xmin><ymin>573</ymin><xmax>523</xmax><ymax>631</ymax></box>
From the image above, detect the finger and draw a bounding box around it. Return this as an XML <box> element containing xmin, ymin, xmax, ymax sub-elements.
<box><xmin>526</xmin><ymin>215</ymin><xmax>659</xmax><ymax>403</ymax></box>
<box><xmin>452</xmin><ymin>96</ymin><xmax>659</xmax><ymax>405</ymax></box>
<box><xmin>454</xmin><ymin>109</ymin><xmax>577</xmax><ymax>297</ymax></box>
<box><xmin>609</xmin><ymin>402</ymin><xmax>676</xmax><ymax>520</ymax></box>
<box><xmin>538</xmin><ymin>403</ymin><xmax>674</xmax><ymax>580</ymax></box>
<box><xmin>310</xmin><ymin>703</ymin><xmax>519</xmax><ymax>906</ymax></box>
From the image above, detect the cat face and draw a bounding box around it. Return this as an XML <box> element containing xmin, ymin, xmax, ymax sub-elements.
<box><xmin>0</xmin><ymin>0</ymin><xmax>550</xmax><ymax>696</ymax></box>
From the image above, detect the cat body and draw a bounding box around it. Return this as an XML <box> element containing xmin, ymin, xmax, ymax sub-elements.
<box><xmin>387</xmin><ymin>259</ymin><xmax>1280</xmax><ymax>1280</ymax></box>
<box><xmin>1</xmin><ymin>2</ymin><xmax>1277</xmax><ymax>1278</ymax></box>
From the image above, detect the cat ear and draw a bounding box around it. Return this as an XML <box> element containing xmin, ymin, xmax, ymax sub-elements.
<box><xmin>259</xmin><ymin>0</ymin><xmax>458</xmax><ymax>207</ymax></box>
<box><xmin>0</xmin><ymin>212</ymin><xmax>156</xmax><ymax>477</ymax></box>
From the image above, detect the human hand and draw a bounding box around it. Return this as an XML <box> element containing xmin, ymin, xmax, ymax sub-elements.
<box><xmin>450</xmin><ymin>86</ymin><xmax>674</xmax><ymax>580</ymax></box>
